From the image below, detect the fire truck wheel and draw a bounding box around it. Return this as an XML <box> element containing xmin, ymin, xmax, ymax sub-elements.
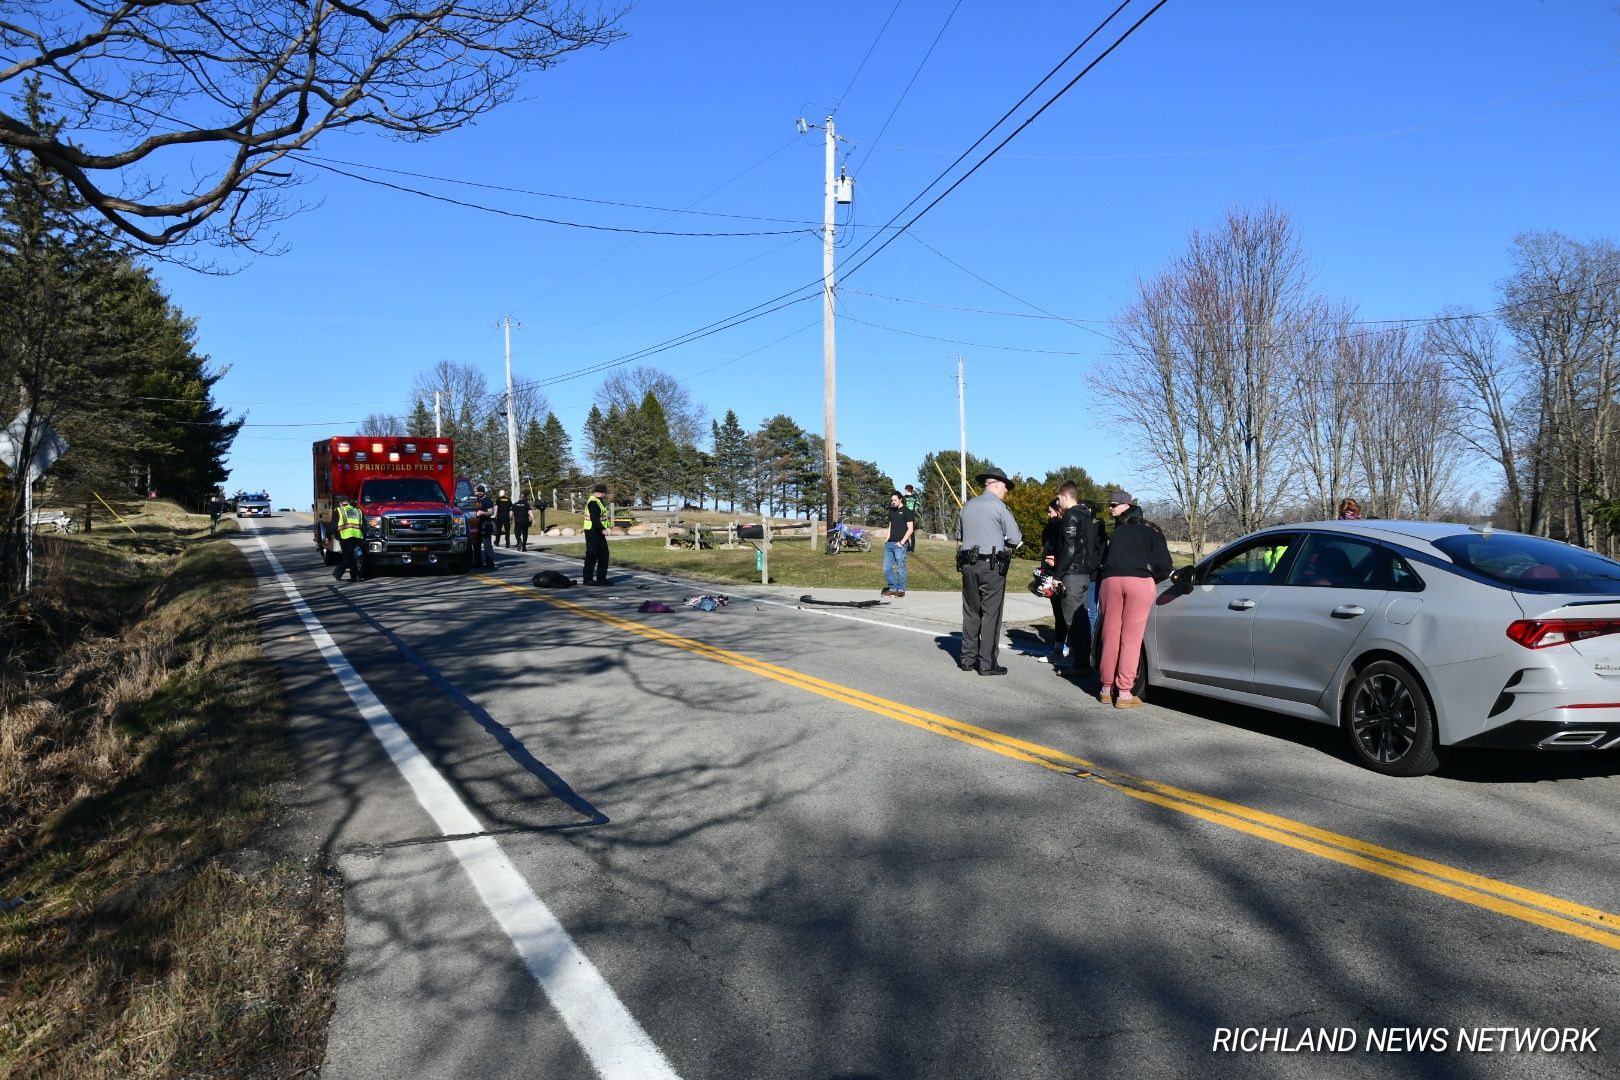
<box><xmin>452</xmin><ymin>553</ymin><xmax>473</xmax><ymax>574</ymax></box>
<box><xmin>322</xmin><ymin>549</ymin><xmax>339</xmax><ymax>566</ymax></box>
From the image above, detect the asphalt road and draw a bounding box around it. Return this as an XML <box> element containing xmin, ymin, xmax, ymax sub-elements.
<box><xmin>239</xmin><ymin>515</ymin><xmax>1620</xmax><ymax>1080</ymax></box>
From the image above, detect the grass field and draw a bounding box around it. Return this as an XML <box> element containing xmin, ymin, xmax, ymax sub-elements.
<box><xmin>546</xmin><ymin>535</ymin><xmax>1044</xmax><ymax>591</ymax></box>
<box><xmin>1</xmin><ymin>502</ymin><xmax>340</xmax><ymax>1079</ymax></box>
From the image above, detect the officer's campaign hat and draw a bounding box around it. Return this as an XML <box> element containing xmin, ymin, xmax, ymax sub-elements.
<box><xmin>976</xmin><ymin>470</ymin><xmax>1015</xmax><ymax>490</ymax></box>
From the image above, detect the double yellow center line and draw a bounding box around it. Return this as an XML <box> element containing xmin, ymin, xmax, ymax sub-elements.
<box><xmin>492</xmin><ymin>580</ymin><xmax>1620</xmax><ymax>952</ymax></box>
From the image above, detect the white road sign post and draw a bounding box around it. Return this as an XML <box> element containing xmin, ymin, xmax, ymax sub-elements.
<box><xmin>1</xmin><ymin>410</ymin><xmax>70</xmax><ymax>593</ymax></box>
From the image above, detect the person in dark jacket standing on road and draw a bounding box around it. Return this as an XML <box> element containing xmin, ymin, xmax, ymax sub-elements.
<box><xmin>1095</xmin><ymin>490</ymin><xmax>1172</xmax><ymax>709</ymax></box>
<box><xmin>512</xmin><ymin>496</ymin><xmax>532</xmax><ymax>551</ymax></box>
<box><xmin>954</xmin><ymin>470</ymin><xmax>1023</xmax><ymax>675</ymax></box>
<box><xmin>1039</xmin><ymin>498</ymin><xmax>1067</xmax><ymax>655</ymax></box>
<box><xmin>1049</xmin><ymin>481</ymin><xmax>1102</xmax><ymax>674</ymax></box>
<box><xmin>474</xmin><ymin>484</ymin><xmax>496</xmax><ymax>568</ymax></box>
<box><xmin>494</xmin><ymin>489</ymin><xmax>513</xmax><ymax>546</ymax></box>
<box><xmin>583</xmin><ymin>481</ymin><xmax>611</xmax><ymax>585</ymax></box>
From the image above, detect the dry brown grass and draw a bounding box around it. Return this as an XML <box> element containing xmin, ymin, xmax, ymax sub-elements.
<box><xmin>0</xmin><ymin>503</ymin><xmax>339</xmax><ymax>1079</ymax></box>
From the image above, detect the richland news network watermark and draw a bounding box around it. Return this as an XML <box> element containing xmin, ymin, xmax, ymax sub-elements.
<box><xmin>1212</xmin><ymin>1027</ymin><xmax>1601</xmax><ymax>1054</ymax></box>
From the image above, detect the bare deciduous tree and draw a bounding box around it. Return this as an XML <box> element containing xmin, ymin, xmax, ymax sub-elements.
<box><xmin>1294</xmin><ymin>302</ymin><xmax>1363</xmax><ymax>520</ymax></box>
<box><xmin>1426</xmin><ymin>308</ymin><xmax>1528</xmax><ymax>530</ymax></box>
<box><xmin>1354</xmin><ymin>326</ymin><xmax>1417</xmax><ymax>519</ymax></box>
<box><xmin>0</xmin><ymin>1</ymin><xmax>624</xmax><ymax>247</ymax></box>
<box><xmin>1500</xmin><ymin>232</ymin><xmax>1620</xmax><ymax>546</ymax></box>
<box><xmin>1102</xmin><ymin>273</ymin><xmax>1219</xmax><ymax>557</ymax></box>
<box><xmin>1403</xmin><ymin>350</ymin><xmax>1465</xmax><ymax>520</ymax></box>
<box><xmin>1105</xmin><ymin>205</ymin><xmax>1311</xmax><ymax>546</ymax></box>
<box><xmin>1184</xmin><ymin>206</ymin><xmax>1309</xmax><ymax>533</ymax></box>
<box><xmin>594</xmin><ymin>366</ymin><xmax>707</xmax><ymax>448</ymax></box>
<box><xmin>358</xmin><ymin>413</ymin><xmax>404</xmax><ymax>437</ymax></box>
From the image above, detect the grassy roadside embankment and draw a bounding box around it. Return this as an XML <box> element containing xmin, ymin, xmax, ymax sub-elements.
<box><xmin>0</xmin><ymin>503</ymin><xmax>340</xmax><ymax>1079</ymax></box>
<box><xmin>547</xmin><ymin>535</ymin><xmax>1042</xmax><ymax>591</ymax></box>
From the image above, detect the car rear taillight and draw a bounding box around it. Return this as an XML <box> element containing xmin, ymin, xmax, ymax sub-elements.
<box><xmin>1507</xmin><ymin>619</ymin><xmax>1620</xmax><ymax>649</ymax></box>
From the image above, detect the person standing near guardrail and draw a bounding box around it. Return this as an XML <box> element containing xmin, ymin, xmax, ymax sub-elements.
<box><xmin>954</xmin><ymin>470</ymin><xmax>1022</xmax><ymax>675</ymax></box>
<box><xmin>881</xmin><ymin>490</ymin><xmax>915</xmax><ymax>598</ymax></box>
<box><xmin>583</xmin><ymin>481</ymin><xmax>611</xmax><ymax>586</ymax></box>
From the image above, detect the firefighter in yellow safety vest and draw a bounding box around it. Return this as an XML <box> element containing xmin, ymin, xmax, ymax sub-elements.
<box><xmin>583</xmin><ymin>482</ymin><xmax>610</xmax><ymax>586</ymax></box>
<box><xmin>333</xmin><ymin>494</ymin><xmax>366</xmax><ymax>582</ymax></box>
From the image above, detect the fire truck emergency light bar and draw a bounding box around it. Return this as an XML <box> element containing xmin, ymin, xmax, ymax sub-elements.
<box><xmin>331</xmin><ymin>440</ymin><xmax>450</xmax><ymax>456</ymax></box>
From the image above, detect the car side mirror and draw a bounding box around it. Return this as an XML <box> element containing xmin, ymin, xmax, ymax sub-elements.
<box><xmin>1170</xmin><ymin>565</ymin><xmax>1195</xmax><ymax>590</ymax></box>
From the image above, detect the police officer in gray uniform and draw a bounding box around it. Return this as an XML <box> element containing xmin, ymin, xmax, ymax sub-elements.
<box><xmin>954</xmin><ymin>470</ymin><xmax>1024</xmax><ymax>675</ymax></box>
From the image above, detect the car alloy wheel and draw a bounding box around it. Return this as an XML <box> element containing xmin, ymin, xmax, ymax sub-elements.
<box><xmin>1344</xmin><ymin>660</ymin><xmax>1440</xmax><ymax>776</ymax></box>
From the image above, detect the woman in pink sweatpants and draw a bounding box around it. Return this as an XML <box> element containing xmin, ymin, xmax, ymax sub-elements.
<box><xmin>1095</xmin><ymin>492</ymin><xmax>1173</xmax><ymax>708</ymax></box>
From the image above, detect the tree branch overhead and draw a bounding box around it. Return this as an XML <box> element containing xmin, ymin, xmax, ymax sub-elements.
<box><xmin>0</xmin><ymin>0</ymin><xmax>625</xmax><ymax>246</ymax></box>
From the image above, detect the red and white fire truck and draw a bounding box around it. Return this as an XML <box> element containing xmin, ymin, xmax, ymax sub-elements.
<box><xmin>312</xmin><ymin>436</ymin><xmax>471</xmax><ymax>573</ymax></box>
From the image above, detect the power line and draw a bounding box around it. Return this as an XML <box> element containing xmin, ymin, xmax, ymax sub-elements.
<box><xmin>840</xmin><ymin>313</ymin><xmax>1107</xmax><ymax>356</ymax></box>
<box><xmin>833</xmin><ymin>0</ymin><xmax>906</xmax><ymax>113</ymax></box>
<box><xmin>293</xmin><ymin>150</ymin><xmax>884</xmax><ymax>229</ymax></box>
<box><xmin>298</xmin><ymin>158</ymin><xmax>815</xmax><ymax>238</ymax></box>
<box><xmin>833</xmin><ymin>0</ymin><xmax>1140</xmax><ymax>276</ymax></box>
<box><xmin>325</xmin><ymin>1</ymin><xmax>1168</xmax><ymax>415</ymax></box>
<box><xmin>838</xmin><ymin>0</ymin><xmax>1172</xmax><ymax>285</ymax></box>
<box><xmin>457</xmin><ymin>0</ymin><xmax>1165</xmax><ymax>405</ymax></box>
<box><xmin>504</xmin><ymin>135</ymin><xmax>809</xmax><ymax>333</ymax></box>
<box><xmin>848</xmin><ymin>0</ymin><xmax>965</xmax><ymax>176</ymax></box>
<box><xmin>905</xmin><ymin>233</ymin><xmax>1123</xmax><ymax>344</ymax></box>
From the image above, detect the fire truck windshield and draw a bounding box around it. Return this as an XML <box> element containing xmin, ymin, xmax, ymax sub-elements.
<box><xmin>359</xmin><ymin>479</ymin><xmax>448</xmax><ymax>505</ymax></box>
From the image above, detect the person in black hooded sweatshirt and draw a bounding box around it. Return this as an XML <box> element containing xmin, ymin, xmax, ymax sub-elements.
<box><xmin>1095</xmin><ymin>490</ymin><xmax>1172</xmax><ymax>709</ymax></box>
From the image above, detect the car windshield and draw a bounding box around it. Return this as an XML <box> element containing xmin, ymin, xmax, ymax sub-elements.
<box><xmin>359</xmin><ymin>479</ymin><xmax>447</xmax><ymax>505</ymax></box>
<box><xmin>1432</xmin><ymin>532</ymin><xmax>1620</xmax><ymax>594</ymax></box>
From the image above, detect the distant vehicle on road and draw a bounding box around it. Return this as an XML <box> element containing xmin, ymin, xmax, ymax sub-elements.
<box><xmin>234</xmin><ymin>490</ymin><xmax>273</xmax><ymax>518</ymax></box>
<box><xmin>1147</xmin><ymin>520</ymin><xmax>1620</xmax><ymax>776</ymax></box>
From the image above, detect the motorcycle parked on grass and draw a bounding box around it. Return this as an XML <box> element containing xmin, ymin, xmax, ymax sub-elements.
<box><xmin>824</xmin><ymin>521</ymin><xmax>872</xmax><ymax>555</ymax></box>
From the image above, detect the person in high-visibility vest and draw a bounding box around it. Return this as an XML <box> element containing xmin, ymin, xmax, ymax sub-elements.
<box><xmin>332</xmin><ymin>494</ymin><xmax>366</xmax><ymax>582</ymax></box>
<box><xmin>583</xmin><ymin>481</ymin><xmax>611</xmax><ymax>586</ymax></box>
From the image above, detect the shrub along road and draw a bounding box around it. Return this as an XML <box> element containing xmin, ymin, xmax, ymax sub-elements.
<box><xmin>243</xmin><ymin>514</ymin><xmax>1619</xmax><ymax>1079</ymax></box>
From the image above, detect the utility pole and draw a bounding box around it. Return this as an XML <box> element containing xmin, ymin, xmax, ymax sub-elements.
<box><xmin>500</xmin><ymin>316</ymin><xmax>522</xmax><ymax>498</ymax></box>
<box><xmin>800</xmin><ymin>115</ymin><xmax>852</xmax><ymax>527</ymax></box>
<box><xmin>957</xmin><ymin>355</ymin><xmax>967</xmax><ymax>506</ymax></box>
<box><xmin>822</xmin><ymin>115</ymin><xmax>839</xmax><ymax>527</ymax></box>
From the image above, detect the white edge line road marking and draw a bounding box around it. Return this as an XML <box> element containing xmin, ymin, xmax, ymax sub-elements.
<box><xmin>249</xmin><ymin>529</ymin><xmax>680</xmax><ymax>1080</ymax></box>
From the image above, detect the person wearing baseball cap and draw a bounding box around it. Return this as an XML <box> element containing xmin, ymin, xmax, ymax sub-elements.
<box><xmin>1095</xmin><ymin>490</ymin><xmax>1172</xmax><ymax>709</ymax></box>
<box><xmin>583</xmin><ymin>481</ymin><xmax>611</xmax><ymax>585</ymax></box>
<box><xmin>952</xmin><ymin>468</ymin><xmax>1023</xmax><ymax>675</ymax></box>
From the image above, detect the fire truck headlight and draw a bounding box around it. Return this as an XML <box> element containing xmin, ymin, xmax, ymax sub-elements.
<box><xmin>452</xmin><ymin>515</ymin><xmax>468</xmax><ymax>536</ymax></box>
<box><xmin>364</xmin><ymin>515</ymin><xmax>382</xmax><ymax>532</ymax></box>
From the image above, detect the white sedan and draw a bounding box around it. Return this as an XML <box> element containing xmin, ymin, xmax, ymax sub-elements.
<box><xmin>1144</xmin><ymin>521</ymin><xmax>1620</xmax><ymax>776</ymax></box>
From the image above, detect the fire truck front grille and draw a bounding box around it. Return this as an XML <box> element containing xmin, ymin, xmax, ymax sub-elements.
<box><xmin>383</xmin><ymin>515</ymin><xmax>452</xmax><ymax>540</ymax></box>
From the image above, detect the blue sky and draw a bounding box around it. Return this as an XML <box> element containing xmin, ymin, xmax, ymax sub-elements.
<box><xmin>153</xmin><ymin>1</ymin><xmax>1620</xmax><ymax>510</ymax></box>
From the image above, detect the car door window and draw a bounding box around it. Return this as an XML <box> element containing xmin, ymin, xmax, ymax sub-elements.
<box><xmin>1200</xmin><ymin>535</ymin><xmax>1297</xmax><ymax>586</ymax></box>
<box><xmin>1283</xmin><ymin>536</ymin><xmax>1382</xmax><ymax>589</ymax></box>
